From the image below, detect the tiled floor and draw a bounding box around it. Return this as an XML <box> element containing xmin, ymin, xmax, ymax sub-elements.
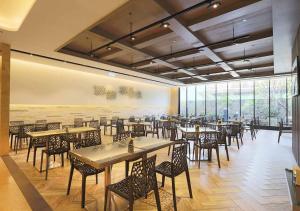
<box><xmin>0</xmin><ymin>157</ymin><xmax>31</xmax><ymax>211</ymax></box>
<box><xmin>7</xmin><ymin>130</ymin><xmax>296</xmax><ymax>210</ymax></box>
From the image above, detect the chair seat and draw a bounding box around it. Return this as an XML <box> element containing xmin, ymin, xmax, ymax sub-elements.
<box><xmin>42</xmin><ymin>149</ymin><xmax>68</xmax><ymax>155</ymax></box>
<box><xmin>74</xmin><ymin>160</ymin><xmax>104</xmax><ymax>176</ymax></box>
<box><xmin>155</xmin><ymin>161</ymin><xmax>173</xmax><ymax>177</ymax></box>
<box><xmin>33</xmin><ymin>143</ymin><xmax>46</xmax><ymax>148</ymax></box>
<box><xmin>108</xmin><ymin>176</ymin><xmax>145</xmax><ymax>200</ymax></box>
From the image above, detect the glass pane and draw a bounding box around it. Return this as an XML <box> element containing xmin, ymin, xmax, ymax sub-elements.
<box><xmin>270</xmin><ymin>77</ymin><xmax>287</xmax><ymax>126</ymax></box>
<box><xmin>255</xmin><ymin>79</ymin><xmax>270</xmax><ymax>126</ymax></box>
<box><xmin>241</xmin><ymin>80</ymin><xmax>254</xmax><ymax>123</ymax></box>
<box><xmin>228</xmin><ymin>81</ymin><xmax>241</xmax><ymax>121</ymax></box>
<box><xmin>196</xmin><ymin>85</ymin><xmax>205</xmax><ymax>116</ymax></box>
<box><xmin>180</xmin><ymin>87</ymin><xmax>187</xmax><ymax>117</ymax></box>
<box><xmin>206</xmin><ymin>83</ymin><xmax>216</xmax><ymax>121</ymax></box>
<box><xmin>187</xmin><ymin>86</ymin><xmax>196</xmax><ymax>117</ymax></box>
<box><xmin>216</xmin><ymin>82</ymin><xmax>227</xmax><ymax>121</ymax></box>
<box><xmin>287</xmin><ymin>76</ymin><xmax>294</xmax><ymax>125</ymax></box>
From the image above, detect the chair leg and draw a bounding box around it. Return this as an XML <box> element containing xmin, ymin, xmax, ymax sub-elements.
<box><xmin>153</xmin><ymin>179</ymin><xmax>162</xmax><ymax>211</ymax></box>
<box><xmin>171</xmin><ymin>177</ymin><xmax>177</xmax><ymax>211</ymax></box>
<box><xmin>185</xmin><ymin>170</ymin><xmax>193</xmax><ymax>198</ymax></box>
<box><xmin>26</xmin><ymin>144</ymin><xmax>31</xmax><ymax>163</ymax></box>
<box><xmin>125</xmin><ymin>160</ymin><xmax>129</xmax><ymax>177</ymax></box>
<box><xmin>129</xmin><ymin>200</ymin><xmax>134</xmax><ymax>211</ymax></box>
<box><xmin>236</xmin><ymin>137</ymin><xmax>240</xmax><ymax>150</ymax></box>
<box><xmin>198</xmin><ymin>148</ymin><xmax>201</xmax><ymax>169</ymax></box>
<box><xmin>81</xmin><ymin>175</ymin><xmax>86</xmax><ymax>208</ymax></box>
<box><xmin>40</xmin><ymin>151</ymin><xmax>44</xmax><ymax>172</ymax></box>
<box><xmin>161</xmin><ymin>175</ymin><xmax>165</xmax><ymax>187</ymax></box>
<box><xmin>33</xmin><ymin>147</ymin><xmax>37</xmax><ymax>166</ymax></box>
<box><xmin>240</xmin><ymin>135</ymin><xmax>243</xmax><ymax>145</ymax></box>
<box><xmin>104</xmin><ymin>187</ymin><xmax>108</xmax><ymax>211</ymax></box>
<box><xmin>67</xmin><ymin>163</ymin><xmax>74</xmax><ymax>195</ymax></box>
<box><xmin>10</xmin><ymin>135</ymin><xmax>13</xmax><ymax>148</ymax></box>
<box><xmin>216</xmin><ymin>146</ymin><xmax>221</xmax><ymax>168</ymax></box>
<box><xmin>96</xmin><ymin>174</ymin><xmax>98</xmax><ymax>184</ymax></box>
<box><xmin>168</xmin><ymin>145</ymin><xmax>171</xmax><ymax>156</ymax></box>
<box><xmin>278</xmin><ymin>132</ymin><xmax>281</xmax><ymax>143</ymax></box>
<box><xmin>61</xmin><ymin>153</ymin><xmax>64</xmax><ymax>167</ymax></box>
<box><xmin>224</xmin><ymin>143</ymin><xmax>230</xmax><ymax>161</ymax></box>
<box><xmin>45</xmin><ymin>155</ymin><xmax>49</xmax><ymax>180</ymax></box>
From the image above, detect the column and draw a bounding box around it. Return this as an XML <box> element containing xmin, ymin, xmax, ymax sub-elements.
<box><xmin>0</xmin><ymin>43</ymin><xmax>10</xmax><ymax>156</ymax></box>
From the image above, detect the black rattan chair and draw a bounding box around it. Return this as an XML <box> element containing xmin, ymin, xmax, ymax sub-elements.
<box><xmin>155</xmin><ymin>144</ymin><xmax>192</xmax><ymax>211</ymax></box>
<box><xmin>131</xmin><ymin>124</ymin><xmax>145</xmax><ymax>138</ymax></box>
<box><xmin>104</xmin><ymin>155</ymin><xmax>161</xmax><ymax>211</ymax></box>
<box><xmin>67</xmin><ymin>129</ymin><xmax>104</xmax><ymax>208</ymax></box>
<box><xmin>74</xmin><ymin>118</ymin><xmax>83</xmax><ymax>128</ymax></box>
<box><xmin>89</xmin><ymin>120</ymin><xmax>99</xmax><ymax>129</ymax></box>
<box><xmin>46</xmin><ymin>122</ymin><xmax>61</xmax><ymax>130</ymax></box>
<box><xmin>100</xmin><ymin>117</ymin><xmax>110</xmax><ymax>135</ymax></box>
<box><xmin>146</xmin><ymin>120</ymin><xmax>159</xmax><ymax>138</ymax></box>
<box><xmin>217</xmin><ymin>128</ymin><xmax>229</xmax><ymax>161</ymax></box>
<box><xmin>194</xmin><ymin>132</ymin><xmax>221</xmax><ymax>168</ymax></box>
<box><xmin>15</xmin><ymin>124</ymin><xmax>35</xmax><ymax>154</ymax></box>
<box><xmin>40</xmin><ymin>134</ymin><xmax>69</xmax><ymax>180</ymax></box>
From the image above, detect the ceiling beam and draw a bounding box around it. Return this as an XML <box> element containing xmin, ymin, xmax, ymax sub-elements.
<box><xmin>90</xmin><ymin>27</ymin><xmax>183</xmax><ymax>70</ymax></box>
<box><xmin>150</xmin><ymin>0</ymin><xmax>239</xmax><ymax>77</ymax></box>
<box><xmin>158</xmin><ymin>52</ymin><xmax>274</xmax><ymax>75</ymax></box>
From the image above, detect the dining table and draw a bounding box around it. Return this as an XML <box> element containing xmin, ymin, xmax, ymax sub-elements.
<box><xmin>69</xmin><ymin>136</ymin><xmax>174</xmax><ymax>209</ymax></box>
<box><xmin>26</xmin><ymin>126</ymin><xmax>97</xmax><ymax>138</ymax></box>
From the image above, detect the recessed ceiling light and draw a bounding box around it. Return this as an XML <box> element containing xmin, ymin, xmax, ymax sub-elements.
<box><xmin>161</xmin><ymin>22</ymin><xmax>170</xmax><ymax>28</ymax></box>
<box><xmin>208</xmin><ymin>1</ymin><xmax>221</xmax><ymax>9</ymax></box>
<box><xmin>106</xmin><ymin>46</ymin><xmax>112</xmax><ymax>51</ymax></box>
<box><xmin>242</xmin><ymin>19</ymin><xmax>247</xmax><ymax>22</ymax></box>
<box><xmin>130</xmin><ymin>35</ymin><xmax>136</xmax><ymax>41</ymax></box>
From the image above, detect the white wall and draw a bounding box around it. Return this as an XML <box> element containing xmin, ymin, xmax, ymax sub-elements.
<box><xmin>9</xmin><ymin>59</ymin><xmax>174</xmax><ymax>123</ymax></box>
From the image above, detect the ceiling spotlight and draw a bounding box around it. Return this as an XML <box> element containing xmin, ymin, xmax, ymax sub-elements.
<box><xmin>130</xmin><ymin>35</ymin><xmax>136</xmax><ymax>41</ymax></box>
<box><xmin>208</xmin><ymin>0</ymin><xmax>221</xmax><ymax>9</ymax></box>
<box><xmin>242</xmin><ymin>19</ymin><xmax>247</xmax><ymax>22</ymax></box>
<box><xmin>161</xmin><ymin>22</ymin><xmax>170</xmax><ymax>28</ymax></box>
<box><xmin>106</xmin><ymin>46</ymin><xmax>112</xmax><ymax>51</ymax></box>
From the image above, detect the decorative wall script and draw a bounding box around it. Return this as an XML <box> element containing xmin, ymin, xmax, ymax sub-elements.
<box><xmin>93</xmin><ymin>85</ymin><xmax>142</xmax><ymax>100</ymax></box>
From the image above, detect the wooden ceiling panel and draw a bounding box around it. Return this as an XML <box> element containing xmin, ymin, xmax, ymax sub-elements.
<box><xmin>196</xmin><ymin>7</ymin><xmax>272</xmax><ymax>43</ymax></box>
<box><xmin>58</xmin><ymin>0</ymin><xmax>276</xmax><ymax>84</ymax></box>
<box><xmin>92</xmin><ymin>0</ymin><xmax>168</xmax><ymax>39</ymax></box>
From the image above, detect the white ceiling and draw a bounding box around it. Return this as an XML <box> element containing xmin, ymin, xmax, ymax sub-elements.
<box><xmin>0</xmin><ymin>0</ymin><xmax>180</xmax><ymax>86</ymax></box>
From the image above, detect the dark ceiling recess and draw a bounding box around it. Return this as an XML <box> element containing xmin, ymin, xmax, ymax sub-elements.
<box><xmin>58</xmin><ymin>0</ymin><xmax>275</xmax><ymax>84</ymax></box>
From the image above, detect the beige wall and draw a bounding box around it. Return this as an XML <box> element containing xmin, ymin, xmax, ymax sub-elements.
<box><xmin>10</xmin><ymin>59</ymin><xmax>176</xmax><ymax>123</ymax></box>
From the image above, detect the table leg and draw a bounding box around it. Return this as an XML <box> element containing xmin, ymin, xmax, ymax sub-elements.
<box><xmin>105</xmin><ymin>166</ymin><xmax>112</xmax><ymax>209</ymax></box>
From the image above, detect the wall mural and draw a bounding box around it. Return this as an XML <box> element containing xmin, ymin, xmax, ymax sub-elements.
<box><xmin>94</xmin><ymin>85</ymin><xmax>142</xmax><ymax>100</ymax></box>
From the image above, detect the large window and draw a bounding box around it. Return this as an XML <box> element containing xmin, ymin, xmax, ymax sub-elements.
<box><xmin>179</xmin><ymin>75</ymin><xmax>294</xmax><ymax>127</ymax></box>
<box><xmin>241</xmin><ymin>80</ymin><xmax>254</xmax><ymax>122</ymax></box>
<box><xmin>255</xmin><ymin>79</ymin><xmax>269</xmax><ymax>126</ymax></box>
<box><xmin>228</xmin><ymin>81</ymin><xmax>240</xmax><ymax>120</ymax></box>
<box><xmin>206</xmin><ymin>83</ymin><xmax>216</xmax><ymax>121</ymax></box>
<box><xmin>196</xmin><ymin>85</ymin><xmax>205</xmax><ymax>116</ymax></box>
<box><xmin>180</xmin><ymin>87</ymin><xmax>186</xmax><ymax>117</ymax></box>
<box><xmin>217</xmin><ymin>83</ymin><xmax>227</xmax><ymax>121</ymax></box>
<box><xmin>187</xmin><ymin>86</ymin><xmax>196</xmax><ymax>117</ymax></box>
<box><xmin>270</xmin><ymin>78</ymin><xmax>286</xmax><ymax>126</ymax></box>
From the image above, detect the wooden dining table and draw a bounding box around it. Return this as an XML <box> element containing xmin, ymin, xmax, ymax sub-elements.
<box><xmin>26</xmin><ymin>126</ymin><xmax>97</xmax><ymax>138</ymax></box>
<box><xmin>69</xmin><ymin>136</ymin><xmax>174</xmax><ymax>209</ymax></box>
